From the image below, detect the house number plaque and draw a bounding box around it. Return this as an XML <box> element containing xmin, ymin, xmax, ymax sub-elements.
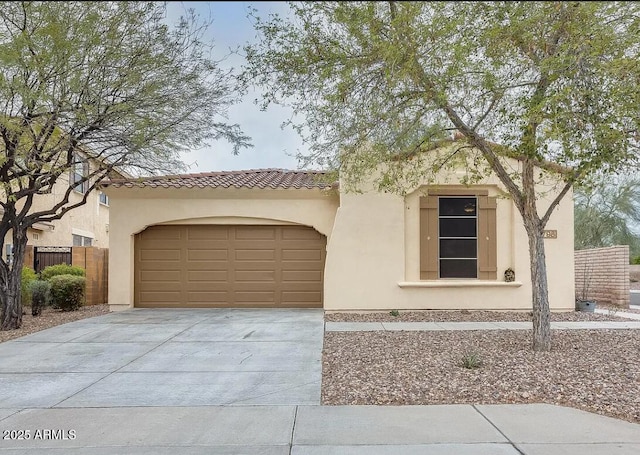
<box><xmin>543</xmin><ymin>230</ymin><xmax>557</xmax><ymax>239</ymax></box>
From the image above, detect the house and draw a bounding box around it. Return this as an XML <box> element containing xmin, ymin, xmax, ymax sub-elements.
<box><xmin>104</xmin><ymin>143</ymin><xmax>575</xmax><ymax>312</ymax></box>
<box><xmin>1</xmin><ymin>151</ymin><xmax>111</xmax><ymax>266</ymax></box>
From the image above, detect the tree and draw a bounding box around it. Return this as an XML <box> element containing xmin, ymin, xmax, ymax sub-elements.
<box><xmin>0</xmin><ymin>1</ymin><xmax>251</xmax><ymax>330</ymax></box>
<box><xmin>244</xmin><ymin>2</ymin><xmax>640</xmax><ymax>350</ymax></box>
<box><xmin>575</xmin><ymin>174</ymin><xmax>640</xmax><ymax>257</ymax></box>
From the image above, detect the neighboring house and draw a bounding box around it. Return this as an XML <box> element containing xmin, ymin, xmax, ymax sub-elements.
<box><xmin>1</xmin><ymin>151</ymin><xmax>111</xmax><ymax>265</ymax></box>
<box><xmin>104</xmin><ymin>142</ymin><xmax>575</xmax><ymax>312</ymax></box>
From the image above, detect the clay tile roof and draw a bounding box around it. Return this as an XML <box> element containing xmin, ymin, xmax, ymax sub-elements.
<box><xmin>105</xmin><ymin>169</ymin><xmax>334</xmax><ymax>190</ymax></box>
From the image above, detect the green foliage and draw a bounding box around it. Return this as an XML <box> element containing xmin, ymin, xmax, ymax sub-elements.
<box><xmin>20</xmin><ymin>266</ymin><xmax>37</xmax><ymax>305</ymax></box>
<box><xmin>49</xmin><ymin>275</ymin><xmax>85</xmax><ymax>312</ymax></box>
<box><xmin>28</xmin><ymin>280</ymin><xmax>51</xmax><ymax>316</ymax></box>
<box><xmin>244</xmin><ymin>1</ymin><xmax>640</xmax><ymax>351</ymax></box>
<box><xmin>632</xmin><ymin>256</ymin><xmax>640</xmax><ymax>265</ymax></box>
<box><xmin>574</xmin><ymin>174</ymin><xmax>640</xmax><ymax>258</ymax></box>
<box><xmin>389</xmin><ymin>309</ymin><xmax>400</xmax><ymax>317</ymax></box>
<box><xmin>41</xmin><ymin>264</ymin><xmax>85</xmax><ymax>281</ymax></box>
<box><xmin>460</xmin><ymin>351</ymin><xmax>483</xmax><ymax>370</ymax></box>
<box><xmin>0</xmin><ymin>1</ymin><xmax>251</xmax><ymax>329</ymax></box>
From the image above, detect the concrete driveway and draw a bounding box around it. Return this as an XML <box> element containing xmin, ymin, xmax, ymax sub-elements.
<box><xmin>0</xmin><ymin>308</ymin><xmax>324</xmax><ymax>408</ymax></box>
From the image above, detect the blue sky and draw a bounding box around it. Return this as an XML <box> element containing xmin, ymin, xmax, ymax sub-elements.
<box><xmin>165</xmin><ymin>1</ymin><xmax>304</xmax><ymax>173</ymax></box>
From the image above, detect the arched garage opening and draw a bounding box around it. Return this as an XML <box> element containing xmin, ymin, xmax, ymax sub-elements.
<box><xmin>134</xmin><ymin>224</ymin><xmax>326</xmax><ymax>308</ymax></box>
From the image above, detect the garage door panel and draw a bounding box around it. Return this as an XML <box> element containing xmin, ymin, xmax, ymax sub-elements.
<box><xmin>187</xmin><ymin>249</ymin><xmax>228</xmax><ymax>261</ymax></box>
<box><xmin>138</xmin><ymin>282</ymin><xmax>182</xmax><ymax>292</ymax></box>
<box><xmin>282</xmin><ymin>249</ymin><xmax>322</xmax><ymax>260</ymax></box>
<box><xmin>282</xmin><ymin>270</ymin><xmax>322</xmax><ymax>281</ymax></box>
<box><xmin>281</xmin><ymin>261</ymin><xmax>325</xmax><ymax>271</ymax></box>
<box><xmin>235</xmin><ymin>291</ymin><xmax>275</xmax><ymax>302</ymax></box>
<box><xmin>234</xmin><ymin>261</ymin><xmax>277</xmax><ymax>271</ymax></box>
<box><xmin>137</xmin><ymin>262</ymin><xmax>182</xmax><ymax>271</ymax></box>
<box><xmin>140</xmin><ymin>270</ymin><xmax>181</xmax><ymax>282</ymax></box>
<box><xmin>282</xmin><ymin>291</ymin><xmax>322</xmax><ymax>302</ymax></box>
<box><xmin>187</xmin><ymin>270</ymin><xmax>228</xmax><ymax>282</ymax></box>
<box><xmin>187</xmin><ymin>291</ymin><xmax>229</xmax><ymax>302</ymax></box>
<box><xmin>187</xmin><ymin>226</ymin><xmax>229</xmax><ymax>240</ymax></box>
<box><xmin>139</xmin><ymin>229</ymin><xmax>182</xmax><ymax>240</ymax></box>
<box><xmin>235</xmin><ymin>227</ymin><xmax>276</xmax><ymax>240</ymax></box>
<box><xmin>135</xmin><ymin>224</ymin><xmax>325</xmax><ymax>308</ymax></box>
<box><xmin>281</xmin><ymin>228</ymin><xmax>322</xmax><ymax>240</ymax></box>
<box><xmin>235</xmin><ymin>249</ymin><xmax>275</xmax><ymax>261</ymax></box>
<box><xmin>139</xmin><ymin>249</ymin><xmax>181</xmax><ymax>261</ymax></box>
<box><xmin>235</xmin><ymin>270</ymin><xmax>275</xmax><ymax>282</ymax></box>
<box><xmin>281</xmin><ymin>282</ymin><xmax>323</xmax><ymax>292</ymax></box>
<box><xmin>140</xmin><ymin>291</ymin><xmax>182</xmax><ymax>303</ymax></box>
<box><xmin>186</xmin><ymin>261</ymin><xmax>230</xmax><ymax>271</ymax></box>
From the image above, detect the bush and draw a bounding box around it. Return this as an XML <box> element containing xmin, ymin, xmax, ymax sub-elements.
<box><xmin>21</xmin><ymin>266</ymin><xmax>37</xmax><ymax>306</ymax></box>
<box><xmin>28</xmin><ymin>280</ymin><xmax>51</xmax><ymax>316</ymax></box>
<box><xmin>49</xmin><ymin>274</ymin><xmax>85</xmax><ymax>311</ymax></box>
<box><xmin>632</xmin><ymin>256</ymin><xmax>640</xmax><ymax>265</ymax></box>
<box><xmin>40</xmin><ymin>264</ymin><xmax>85</xmax><ymax>281</ymax></box>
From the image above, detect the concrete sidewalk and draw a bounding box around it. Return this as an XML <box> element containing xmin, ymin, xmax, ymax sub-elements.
<box><xmin>0</xmin><ymin>404</ymin><xmax>638</xmax><ymax>454</ymax></box>
<box><xmin>326</xmin><ymin>320</ymin><xmax>640</xmax><ymax>332</ymax></box>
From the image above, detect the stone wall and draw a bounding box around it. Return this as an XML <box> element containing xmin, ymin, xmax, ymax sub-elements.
<box><xmin>575</xmin><ymin>246</ymin><xmax>629</xmax><ymax>307</ymax></box>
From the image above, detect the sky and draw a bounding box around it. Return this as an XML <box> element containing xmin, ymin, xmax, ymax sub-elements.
<box><xmin>165</xmin><ymin>1</ymin><xmax>305</xmax><ymax>173</ymax></box>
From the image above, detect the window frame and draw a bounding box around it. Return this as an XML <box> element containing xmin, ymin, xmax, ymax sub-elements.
<box><xmin>419</xmin><ymin>189</ymin><xmax>497</xmax><ymax>281</ymax></box>
<box><xmin>71</xmin><ymin>154</ymin><xmax>89</xmax><ymax>194</ymax></box>
<box><xmin>99</xmin><ymin>191</ymin><xmax>109</xmax><ymax>206</ymax></box>
<box><xmin>72</xmin><ymin>234</ymin><xmax>93</xmax><ymax>247</ymax></box>
<box><xmin>437</xmin><ymin>196</ymin><xmax>478</xmax><ymax>279</ymax></box>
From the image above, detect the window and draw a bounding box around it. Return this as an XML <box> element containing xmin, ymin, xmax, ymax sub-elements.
<box><xmin>71</xmin><ymin>154</ymin><xmax>89</xmax><ymax>193</ymax></box>
<box><xmin>72</xmin><ymin>234</ymin><xmax>93</xmax><ymax>246</ymax></box>
<box><xmin>99</xmin><ymin>192</ymin><xmax>109</xmax><ymax>206</ymax></box>
<box><xmin>439</xmin><ymin>197</ymin><xmax>477</xmax><ymax>278</ymax></box>
<box><xmin>420</xmin><ymin>191</ymin><xmax>497</xmax><ymax>280</ymax></box>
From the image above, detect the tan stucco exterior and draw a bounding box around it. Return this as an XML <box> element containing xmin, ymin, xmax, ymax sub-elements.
<box><xmin>324</xmin><ymin>164</ymin><xmax>574</xmax><ymax>312</ymax></box>
<box><xmin>2</xmin><ymin>171</ymin><xmax>110</xmax><ymax>263</ymax></box>
<box><xmin>106</xmin><ymin>159</ymin><xmax>575</xmax><ymax>312</ymax></box>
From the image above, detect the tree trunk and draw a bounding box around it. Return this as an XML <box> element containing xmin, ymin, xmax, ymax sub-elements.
<box><xmin>524</xmin><ymin>222</ymin><xmax>551</xmax><ymax>351</ymax></box>
<box><xmin>0</xmin><ymin>233</ymin><xmax>27</xmax><ymax>331</ymax></box>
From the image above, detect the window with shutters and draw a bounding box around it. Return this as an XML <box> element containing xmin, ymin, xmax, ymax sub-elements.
<box><xmin>420</xmin><ymin>191</ymin><xmax>497</xmax><ymax>280</ymax></box>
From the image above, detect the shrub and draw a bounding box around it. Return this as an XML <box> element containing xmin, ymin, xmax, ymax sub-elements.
<box><xmin>41</xmin><ymin>264</ymin><xmax>85</xmax><ymax>281</ymax></box>
<box><xmin>28</xmin><ymin>280</ymin><xmax>51</xmax><ymax>316</ymax></box>
<box><xmin>389</xmin><ymin>309</ymin><xmax>400</xmax><ymax>317</ymax></box>
<box><xmin>21</xmin><ymin>266</ymin><xmax>37</xmax><ymax>306</ymax></box>
<box><xmin>460</xmin><ymin>350</ymin><xmax>483</xmax><ymax>369</ymax></box>
<box><xmin>632</xmin><ymin>256</ymin><xmax>640</xmax><ymax>265</ymax></box>
<box><xmin>49</xmin><ymin>274</ymin><xmax>85</xmax><ymax>311</ymax></box>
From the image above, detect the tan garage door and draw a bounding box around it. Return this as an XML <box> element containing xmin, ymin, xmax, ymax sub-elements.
<box><xmin>134</xmin><ymin>225</ymin><xmax>326</xmax><ymax>308</ymax></box>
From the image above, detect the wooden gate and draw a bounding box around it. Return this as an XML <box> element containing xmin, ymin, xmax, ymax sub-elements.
<box><xmin>33</xmin><ymin>246</ymin><xmax>72</xmax><ymax>273</ymax></box>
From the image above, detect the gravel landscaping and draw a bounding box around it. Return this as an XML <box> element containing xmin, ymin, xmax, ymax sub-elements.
<box><xmin>322</xmin><ymin>329</ymin><xmax>640</xmax><ymax>424</ymax></box>
<box><xmin>325</xmin><ymin>309</ymin><xmax>627</xmax><ymax>322</ymax></box>
<box><xmin>0</xmin><ymin>304</ymin><xmax>110</xmax><ymax>343</ymax></box>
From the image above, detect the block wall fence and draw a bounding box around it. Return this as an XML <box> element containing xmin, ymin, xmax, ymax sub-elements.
<box><xmin>574</xmin><ymin>245</ymin><xmax>629</xmax><ymax>307</ymax></box>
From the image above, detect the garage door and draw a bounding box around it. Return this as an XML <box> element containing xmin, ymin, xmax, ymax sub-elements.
<box><xmin>134</xmin><ymin>225</ymin><xmax>326</xmax><ymax>308</ymax></box>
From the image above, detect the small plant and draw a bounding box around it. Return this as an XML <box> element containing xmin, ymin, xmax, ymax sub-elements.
<box><xmin>389</xmin><ymin>309</ymin><xmax>400</xmax><ymax>317</ymax></box>
<box><xmin>49</xmin><ymin>274</ymin><xmax>86</xmax><ymax>311</ymax></box>
<box><xmin>40</xmin><ymin>264</ymin><xmax>85</xmax><ymax>281</ymax></box>
<box><xmin>460</xmin><ymin>350</ymin><xmax>483</xmax><ymax>369</ymax></box>
<box><xmin>21</xmin><ymin>266</ymin><xmax>37</xmax><ymax>306</ymax></box>
<box><xmin>29</xmin><ymin>280</ymin><xmax>51</xmax><ymax>316</ymax></box>
<box><xmin>632</xmin><ymin>255</ymin><xmax>640</xmax><ymax>265</ymax></box>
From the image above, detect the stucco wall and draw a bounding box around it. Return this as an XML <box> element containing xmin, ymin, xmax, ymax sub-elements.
<box><xmin>574</xmin><ymin>246</ymin><xmax>629</xmax><ymax>307</ymax></box>
<box><xmin>2</xmin><ymin>174</ymin><xmax>109</xmax><ymax>262</ymax></box>
<box><xmin>324</xmin><ymin>164</ymin><xmax>575</xmax><ymax>312</ymax></box>
<box><xmin>105</xmin><ymin>186</ymin><xmax>339</xmax><ymax>310</ymax></box>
